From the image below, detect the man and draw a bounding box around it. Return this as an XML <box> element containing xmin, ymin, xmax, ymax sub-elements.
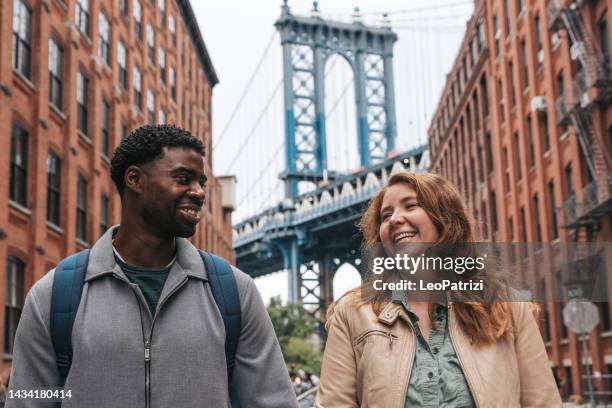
<box><xmin>7</xmin><ymin>125</ymin><xmax>297</xmax><ymax>407</ymax></box>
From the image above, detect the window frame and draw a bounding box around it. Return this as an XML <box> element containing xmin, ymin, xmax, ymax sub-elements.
<box><xmin>4</xmin><ymin>256</ymin><xmax>25</xmax><ymax>354</ymax></box>
<box><xmin>48</xmin><ymin>37</ymin><xmax>64</xmax><ymax>110</ymax></box>
<box><xmin>46</xmin><ymin>150</ymin><xmax>62</xmax><ymax>226</ymax></box>
<box><xmin>10</xmin><ymin>123</ymin><xmax>29</xmax><ymax>207</ymax></box>
<box><xmin>12</xmin><ymin>0</ymin><xmax>32</xmax><ymax>79</ymax></box>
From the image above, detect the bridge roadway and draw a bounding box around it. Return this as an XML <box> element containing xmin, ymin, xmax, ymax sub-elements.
<box><xmin>232</xmin><ymin>145</ymin><xmax>428</xmax><ymax>313</ymax></box>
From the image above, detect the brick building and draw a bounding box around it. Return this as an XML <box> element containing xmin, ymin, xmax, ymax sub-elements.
<box><xmin>0</xmin><ymin>0</ymin><xmax>235</xmax><ymax>376</ymax></box>
<box><xmin>428</xmin><ymin>0</ymin><xmax>611</xmax><ymax>401</ymax></box>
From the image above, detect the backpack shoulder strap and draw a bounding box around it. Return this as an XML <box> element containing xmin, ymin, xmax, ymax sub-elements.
<box><xmin>198</xmin><ymin>250</ymin><xmax>242</xmax><ymax>381</ymax></box>
<box><xmin>50</xmin><ymin>249</ymin><xmax>90</xmax><ymax>386</ymax></box>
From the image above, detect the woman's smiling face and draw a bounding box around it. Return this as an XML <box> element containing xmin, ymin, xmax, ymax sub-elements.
<box><xmin>378</xmin><ymin>183</ymin><xmax>440</xmax><ymax>256</ymax></box>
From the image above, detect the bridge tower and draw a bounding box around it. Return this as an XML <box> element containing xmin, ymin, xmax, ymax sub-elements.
<box><xmin>276</xmin><ymin>1</ymin><xmax>398</xmax><ymax>198</ymax></box>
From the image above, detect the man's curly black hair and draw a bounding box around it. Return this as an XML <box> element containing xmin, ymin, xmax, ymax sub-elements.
<box><xmin>110</xmin><ymin>124</ymin><xmax>205</xmax><ymax>197</ymax></box>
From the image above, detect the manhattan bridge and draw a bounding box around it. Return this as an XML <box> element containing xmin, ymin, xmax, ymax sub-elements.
<box><xmin>213</xmin><ymin>1</ymin><xmax>474</xmax><ymax>321</ymax></box>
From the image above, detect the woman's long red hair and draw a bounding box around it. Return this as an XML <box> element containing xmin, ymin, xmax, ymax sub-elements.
<box><xmin>333</xmin><ymin>172</ymin><xmax>516</xmax><ymax>345</ymax></box>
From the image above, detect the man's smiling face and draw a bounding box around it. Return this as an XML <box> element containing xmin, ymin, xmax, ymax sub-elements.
<box><xmin>139</xmin><ymin>147</ymin><xmax>207</xmax><ymax>238</ymax></box>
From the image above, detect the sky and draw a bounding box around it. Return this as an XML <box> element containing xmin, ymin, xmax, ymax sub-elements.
<box><xmin>192</xmin><ymin>0</ymin><xmax>474</xmax><ymax>303</ymax></box>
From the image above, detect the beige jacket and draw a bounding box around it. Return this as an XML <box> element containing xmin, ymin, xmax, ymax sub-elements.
<box><xmin>316</xmin><ymin>294</ymin><xmax>562</xmax><ymax>408</ymax></box>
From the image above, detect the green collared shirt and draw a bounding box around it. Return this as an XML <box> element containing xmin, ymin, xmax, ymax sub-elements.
<box><xmin>393</xmin><ymin>292</ymin><xmax>475</xmax><ymax>408</ymax></box>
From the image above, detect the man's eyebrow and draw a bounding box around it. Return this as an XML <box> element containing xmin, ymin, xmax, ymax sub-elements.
<box><xmin>171</xmin><ymin>166</ymin><xmax>208</xmax><ymax>180</ymax></box>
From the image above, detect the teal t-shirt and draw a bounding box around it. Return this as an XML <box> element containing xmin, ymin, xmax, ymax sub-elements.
<box><xmin>114</xmin><ymin>254</ymin><xmax>172</xmax><ymax>315</ymax></box>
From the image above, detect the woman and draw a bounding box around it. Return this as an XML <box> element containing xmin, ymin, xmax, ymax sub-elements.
<box><xmin>316</xmin><ymin>172</ymin><xmax>561</xmax><ymax>407</ymax></box>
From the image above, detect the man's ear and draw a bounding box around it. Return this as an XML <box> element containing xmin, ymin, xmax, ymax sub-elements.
<box><xmin>124</xmin><ymin>165</ymin><xmax>146</xmax><ymax>195</ymax></box>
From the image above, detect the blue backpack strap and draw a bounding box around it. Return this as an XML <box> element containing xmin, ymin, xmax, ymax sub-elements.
<box><xmin>199</xmin><ymin>250</ymin><xmax>242</xmax><ymax>407</ymax></box>
<box><xmin>50</xmin><ymin>249</ymin><xmax>90</xmax><ymax>386</ymax></box>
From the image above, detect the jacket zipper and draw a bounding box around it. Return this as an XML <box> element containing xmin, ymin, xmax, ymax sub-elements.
<box><xmin>447</xmin><ymin>306</ymin><xmax>480</xmax><ymax>408</ymax></box>
<box><xmin>116</xmin><ymin>273</ymin><xmax>189</xmax><ymax>408</ymax></box>
<box><xmin>143</xmin><ymin>277</ymin><xmax>188</xmax><ymax>408</ymax></box>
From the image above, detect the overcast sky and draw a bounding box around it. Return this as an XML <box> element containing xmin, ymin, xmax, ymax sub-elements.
<box><xmin>192</xmin><ymin>0</ymin><xmax>474</xmax><ymax>303</ymax></box>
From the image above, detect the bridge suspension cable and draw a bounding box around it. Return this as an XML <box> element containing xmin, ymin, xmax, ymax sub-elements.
<box><xmin>222</xmin><ymin>79</ymin><xmax>283</xmax><ymax>174</ymax></box>
<box><xmin>323</xmin><ymin>1</ymin><xmax>473</xmax><ymax>18</ymax></box>
<box><xmin>213</xmin><ymin>30</ymin><xmax>278</xmax><ymax>151</ymax></box>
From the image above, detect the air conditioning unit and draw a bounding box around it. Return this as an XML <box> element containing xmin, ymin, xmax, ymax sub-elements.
<box><xmin>551</xmin><ymin>33</ymin><xmax>561</xmax><ymax>48</ymax></box>
<box><xmin>537</xmin><ymin>49</ymin><xmax>545</xmax><ymax>63</ymax></box>
<box><xmin>531</xmin><ymin>96</ymin><xmax>547</xmax><ymax>112</ymax></box>
<box><xmin>570</xmin><ymin>41</ymin><xmax>585</xmax><ymax>61</ymax></box>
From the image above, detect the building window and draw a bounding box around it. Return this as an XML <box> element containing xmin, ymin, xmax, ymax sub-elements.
<box><xmin>147</xmin><ymin>90</ymin><xmax>155</xmax><ymax>125</ymax></box>
<box><xmin>494</xmin><ymin>13</ymin><xmax>500</xmax><ymax>56</ymax></box>
<box><xmin>535</xmin><ymin>14</ymin><xmax>542</xmax><ymax>52</ymax></box>
<box><xmin>98</xmin><ymin>11</ymin><xmax>110</xmax><ymax>65</ymax></box>
<box><xmin>490</xmin><ymin>192</ymin><xmax>499</xmax><ymax>233</ymax></box>
<box><xmin>119</xmin><ymin>0</ymin><xmax>127</xmax><ymax>14</ymax></box>
<box><xmin>520</xmin><ymin>40</ymin><xmax>529</xmax><ymax>88</ymax></box>
<box><xmin>10</xmin><ymin>123</ymin><xmax>28</xmax><ymax>206</ymax></box>
<box><xmin>100</xmin><ymin>193</ymin><xmax>109</xmax><ymax>236</ymax></box>
<box><xmin>170</xmin><ymin>67</ymin><xmax>176</xmax><ymax>100</ymax></box>
<box><xmin>557</xmin><ymin>70</ymin><xmax>565</xmax><ymax>97</ymax></box>
<box><xmin>498</xmin><ymin>80</ymin><xmax>506</xmax><ymax>123</ymax></box>
<box><xmin>473</xmin><ymin>93</ymin><xmax>480</xmax><ymax>130</ymax></box>
<box><xmin>520</xmin><ymin>207</ymin><xmax>527</xmax><ymax>242</ymax></box>
<box><xmin>118</xmin><ymin>41</ymin><xmax>127</xmax><ymax>89</ymax></box>
<box><xmin>508</xmin><ymin>61</ymin><xmax>516</xmax><ymax>107</ymax></box>
<box><xmin>75</xmin><ymin>0</ymin><xmax>90</xmax><ymax>36</ymax></box>
<box><xmin>565</xmin><ymin>163</ymin><xmax>574</xmax><ymax>198</ymax></box>
<box><xmin>48</xmin><ymin>37</ymin><xmax>63</xmax><ymax>110</ymax></box>
<box><xmin>159</xmin><ymin>48</ymin><xmax>166</xmax><ymax>84</ymax></box>
<box><xmin>159</xmin><ymin>0</ymin><xmax>165</xmax><ymax>23</ymax></box>
<box><xmin>514</xmin><ymin>132</ymin><xmax>522</xmax><ymax>180</ymax></box>
<box><xmin>77</xmin><ymin>72</ymin><xmax>89</xmax><ymax>136</ymax></box>
<box><xmin>476</xmin><ymin>19</ymin><xmax>485</xmax><ymax>52</ymax></box>
<box><xmin>147</xmin><ymin>24</ymin><xmax>154</xmax><ymax>65</ymax></box>
<box><xmin>169</xmin><ymin>15</ymin><xmax>176</xmax><ymax>45</ymax></box>
<box><xmin>101</xmin><ymin>99</ymin><xmax>110</xmax><ymax>157</ymax></box>
<box><xmin>503</xmin><ymin>0</ymin><xmax>512</xmax><ymax>36</ymax></box>
<box><xmin>541</xmin><ymin>112</ymin><xmax>550</xmax><ymax>153</ymax></box>
<box><xmin>503</xmin><ymin>147</ymin><xmax>510</xmax><ymax>193</ymax></box>
<box><xmin>555</xmin><ymin>271</ymin><xmax>568</xmax><ymax>339</ymax></box>
<box><xmin>46</xmin><ymin>151</ymin><xmax>61</xmax><ymax>226</ymax></box>
<box><xmin>121</xmin><ymin>120</ymin><xmax>128</xmax><ymax>140</ymax></box>
<box><xmin>527</xmin><ymin>115</ymin><xmax>535</xmax><ymax>167</ymax></box>
<box><xmin>133</xmin><ymin>66</ymin><xmax>142</xmax><ymax>109</ymax></box>
<box><xmin>599</xmin><ymin>12</ymin><xmax>610</xmax><ymax>62</ymax></box>
<box><xmin>12</xmin><ymin>0</ymin><xmax>32</xmax><ymax>79</ymax></box>
<box><xmin>517</xmin><ymin>0</ymin><xmax>524</xmax><ymax>14</ymax></box>
<box><xmin>548</xmin><ymin>180</ymin><xmax>559</xmax><ymax>239</ymax></box>
<box><xmin>533</xmin><ymin>193</ymin><xmax>542</xmax><ymax>246</ymax></box>
<box><xmin>134</xmin><ymin>1</ymin><xmax>142</xmax><ymax>40</ymax></box>
<box><xmin>480</xmin><ymin>76</ymin><xmax>489</xmax><ymax>117</ymax></box>
<box><xmin>508</xmin><ymin>216</ymin><xmax>514</xmax><ymax>241</ymax></box>
<box><xmin>485</xmin><ymin>132</ymin><xmax>493</xmax><ymax>174</ymax></box>
<box><xmin>4</xmin><ymin>256</ymin><xmax>25</xmax><ymax>354</ymax></box>
<box><xmin>159</xmin><ymin>109</ymin><xmax>165</xmax><ymax>124</ymax></box>
<box><xmin>76</xmin><ymin>175</ymin><xmax>88</xmax><ymax>242</ymax></box>
<box><xmin>539</xmin><ymin>278</ymin><xmax>551</xmax><ymax>342</ymax></box>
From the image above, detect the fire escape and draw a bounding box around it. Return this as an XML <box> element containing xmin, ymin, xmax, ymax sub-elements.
<box><xmin>549</xmin><ymin>0</ymin><xmax>612</xmax><ymax>295</ymax></box>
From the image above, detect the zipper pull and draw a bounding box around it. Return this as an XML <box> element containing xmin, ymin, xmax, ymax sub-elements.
<box><xmin>387</xmin><ymin>332</ymin><xmax>394</xmax><ymax>347</ymax></box>
<box><xmin>144</xmin><ymin>340</ymin><xmax>151</xmax><ymax>362</ymax></box>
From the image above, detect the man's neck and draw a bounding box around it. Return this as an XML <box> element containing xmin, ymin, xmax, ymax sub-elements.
<box><xmin>113</xmin><ymin>225</ymin><xmax>177</xmax><ymax>268</ymax></box>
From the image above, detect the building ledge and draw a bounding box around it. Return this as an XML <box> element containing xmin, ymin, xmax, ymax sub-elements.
<box><xmin>47</xmin><ymin>221</ymin><xmax>64</xmax><ymax>236</ymax></box>
<box><xmin>9</xmin><ymin>200</ymin><xmax>31</xmax><ymax>218</ymax></box>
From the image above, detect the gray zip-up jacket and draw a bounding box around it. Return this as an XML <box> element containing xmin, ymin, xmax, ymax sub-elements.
<box><xmin>7</xmin><ymin>226</ymin><xmax>297</xmax><ymax>408</ymax></box>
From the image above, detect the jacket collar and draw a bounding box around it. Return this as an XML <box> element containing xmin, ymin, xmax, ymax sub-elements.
<box><xmin>377</xmin><ymin>289</ymin><xmax>450</xmax><ymax>326</ymax></box>
<box><xmin>85</xmin><ymin>225</ymin><xmax>208</xmax><ymax>282</ymax></box>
